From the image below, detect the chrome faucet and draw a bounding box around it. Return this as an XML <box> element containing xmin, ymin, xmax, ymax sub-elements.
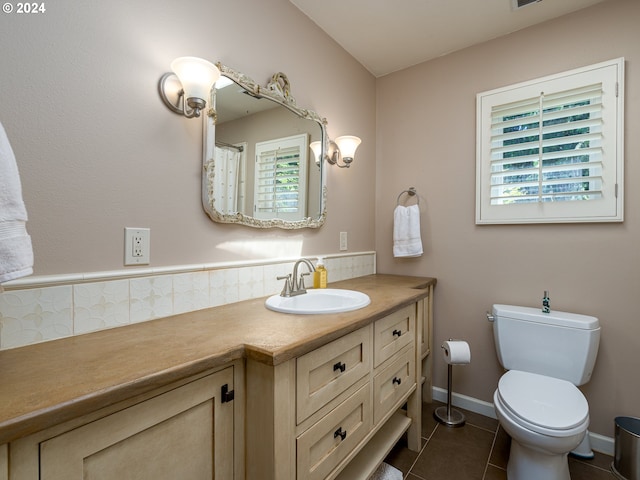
<box><xmin>277</xmin><ymin>258</ymin><xmax>316</xmax><ymax>297</ymax></box>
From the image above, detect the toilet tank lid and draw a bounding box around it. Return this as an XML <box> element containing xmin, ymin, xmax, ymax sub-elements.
<box><xmin>492</xmin><ymin>304</ymin><xmax>599</xmax><ymax>330</ymax></box>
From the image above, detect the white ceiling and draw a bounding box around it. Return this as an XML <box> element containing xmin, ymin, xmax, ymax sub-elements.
<box><xmin>289</xmin><ymin>0</ymin><xmax>608</xmax><ymax>77</ymax></box>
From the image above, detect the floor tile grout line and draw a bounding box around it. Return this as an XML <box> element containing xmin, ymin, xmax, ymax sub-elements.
<box><xmin>575</xmin><ymin>462</ymin><xmax>614</xmax><ymax>474</ymax></box>
<box><xmin>403</xmin><ymin>445</ymin><xmax>428</xmax><ymax>480</ymax></box>
<box><xmin>465</xmin><ymin>421</ymin><xmax>500</xmax><ymax>435</ymax></box>
<box><xmin>481</xmin><ymin>427</ymin><xmax>500</xmax><ymax>480</ymax></box>
<box><xmin>404</xmin><ymin>424</ymin><xmax>439</xmax><ymax>480</ymax></box>
<box><xmin>424</xmin><ymin>419</ymin><xmax>439</xmax><ymax>441</ymax></box>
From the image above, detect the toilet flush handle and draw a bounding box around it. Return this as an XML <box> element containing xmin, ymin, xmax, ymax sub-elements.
<box><xmin>486</xmin><ymin>312</ymin><xmax>495</xmax><ymax>322</ymax></box>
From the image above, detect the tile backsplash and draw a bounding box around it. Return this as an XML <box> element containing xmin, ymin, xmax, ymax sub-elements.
<box><xmin>0</xmin><ymin>253</ymin><xmax>375</xmax><ymax>350</ymax></box>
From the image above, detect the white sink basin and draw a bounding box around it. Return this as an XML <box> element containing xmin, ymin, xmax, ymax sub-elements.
<box><xmin>265</xmin><ymin>289</ymin><xmax>371</xmax><ymax>314</ymax></box>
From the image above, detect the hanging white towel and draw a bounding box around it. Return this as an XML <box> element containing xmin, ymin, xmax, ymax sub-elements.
<box><xmin>368</xmin><ymin>462</ymin><xmax>403</xmax><ymax>480</ymax></box>
<box><xmin>0</xmin><ymin>121</ymin><xmax>33</xmax><ymax>285</ymax></box>
<box><xmin>393</xmin><ymin>204</ymin><xmax>423</xmax><ymax>258</ymax></box>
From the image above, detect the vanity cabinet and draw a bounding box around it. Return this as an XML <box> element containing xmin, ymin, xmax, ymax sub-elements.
<box><xmin>0</xmin><ymin>274</ymin><xmax>435</xmax><ymax>480</ymax></box>
<box><xmin>247</xmin><ymin>302</ymin><xmax>426</xmax><ymax>480</ymax></box>
<box><xmin>418</xmin><ymin>288</ymin><xmax>434</xmax><ymax>402</ymax></box>
<box><xmin>8</xmin><ymin>363</ymin><xmax>242</xmax><ymax>480</ymax></box>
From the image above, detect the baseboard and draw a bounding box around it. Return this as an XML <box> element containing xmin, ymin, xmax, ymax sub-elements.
<box><xmin>431</xmin><ymin>387</ymin><xmax>614</xmax><ymax>456</ymax></box>
<box><xmin>588</xmin><ymin>431</ymin><xmax>615</xmax><ymax>457</ymax></box>
<box><xmin>432</xmin><ymin>387</ymin><xmax>497</xmax><ymax>420</ymax></box>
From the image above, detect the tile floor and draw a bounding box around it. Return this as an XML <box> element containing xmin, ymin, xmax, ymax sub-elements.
<box><xmin>385</xmin><ymin>401</ymin><xmax>615</xmax><ymax>480</ymax></box>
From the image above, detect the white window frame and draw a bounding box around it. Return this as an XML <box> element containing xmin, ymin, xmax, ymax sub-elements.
<box><xmin>476</xmin><ymin>58</ymin><xmax>624</xmax><ymax>224</ymax></box>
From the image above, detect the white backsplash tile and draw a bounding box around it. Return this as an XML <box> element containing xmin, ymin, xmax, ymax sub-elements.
<box><xmin>0</xmin><ymin>285</ymin><xmax>73</xmax><ymax>349</ymax></box>
<box><xmin>209</xmin><ymin>268</ymin><xmax>239</xmax><ymax>307</ymax></box>
<box><xmin>130</xmin><ymin>275</ymin><xmax>173</xmax><ymax>323</ymax></box>
<box><xmin>237</xmin><ymin>266</ymin><xmax>265</xmax><ymax>301</ymax></box>
<box><xmin>73</xmin><ymin>280</ymin><xmax>130</xmax><ymax>334</ymax></box>
<box><xmin>173</xmin><ymin>272</ymin><xmax>210</xmax><ymax>315</ymax></box>
<box><xmin>0</xmin><ymin>253</ymin><xmax>375</xmax><ymax>350</ymax></box>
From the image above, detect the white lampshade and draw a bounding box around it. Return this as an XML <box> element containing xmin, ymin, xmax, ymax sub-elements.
<box><xmin>335</xmin><ymin>135</ymin><xmax>361</xmax><ymax>160</ymax></box>
<box><xmin>309</xmin><ymin>141</ymin><xmax>322</xmax><ymax>165</ymax></box>
<box><xmin>171</xmin><ymin>57</ymin><xmax>220</xmax><ymax>101</ymax></box>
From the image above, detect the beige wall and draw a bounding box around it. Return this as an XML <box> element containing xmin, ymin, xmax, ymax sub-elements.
<box><xmin>0</xmin><ymin>0</ymin><xmax>376</xmax><ymax>275</ymax></box>
<box><xmin>376</xmin><ymin>0</ymin><xmax>639</xmax><ymax>437</ymax></box>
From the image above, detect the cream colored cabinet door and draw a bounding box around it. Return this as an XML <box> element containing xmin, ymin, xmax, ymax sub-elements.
<box><xmin>39</xmin><ymin>367</ymin><xmax>234</xmax><ymax>480</ymax></box>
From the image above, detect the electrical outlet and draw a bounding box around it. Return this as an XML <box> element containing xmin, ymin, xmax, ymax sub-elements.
<box><xmin>124</xmin><ymin>228</ymin><xmax>150</xmax><ymax>265</ymax></box>
<box><xmin>132</xmin><ymin>233</ymin><xmax>144</xmax><ymax>257</ymax></box>
<box><xmin>339</xmin><ymin>231</ymin><xmax>348</xmax><ymax>251</ymax></box>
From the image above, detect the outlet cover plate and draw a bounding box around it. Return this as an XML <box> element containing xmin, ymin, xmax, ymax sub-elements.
<box><xmin>124</xmin><ymin>227</ymin><xmax>150</xmax><ymax>265</ymax></box>
<box><xmin>339</xmin><ymin>231</ymin><xmax>348</xmax><ymax>251</ymax></box>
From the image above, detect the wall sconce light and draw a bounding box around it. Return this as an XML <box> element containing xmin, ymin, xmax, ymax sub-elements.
<box><xmin>309</xmin><ymin>136</ymin><xmax>361</xmax><ymax>168</ymax></box>
<box><xmin>309</xmin><ymin>135</ymin><xmax>362</xmax><ymax>168</ymax></box>
<box><xmin>158</xmin><ymin>56</ymin><xmax>220</xmax><ymax>118</ymax></box>
<box><xmin>327</xmin><ymin>135</ymin><xmax>361</xmax><ymax>168</ymax></box>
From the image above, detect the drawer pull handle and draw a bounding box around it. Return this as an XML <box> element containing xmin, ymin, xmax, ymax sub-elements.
<box><xmin>392</xmin><ymin>329</ymin><xmax>402</xmax><ymax>338</ymax></box>
<box><xmin>392</xmin><ymin>376</ymin><xmax>402</xmax><ymax>386</ymax></box>
<box><xmin>333</xmin><ymin>361</ymin><xmax>346</xmax><ymax>373</ymax></box>
<box><xmin>334</xmin><ymin>427</ymin><xmax>347</xmax><ymax>441</ymax></box>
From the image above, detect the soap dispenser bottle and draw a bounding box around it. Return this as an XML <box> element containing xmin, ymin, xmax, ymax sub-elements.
<box><xmin>542</xmin><ymin>290</ymin><xmax>550</xmax><ymax>313</ymax></box>
<box><xmin>314</xmin><ymin>257</ymin><xmax>327</xmax><ymax>289</ymax></box>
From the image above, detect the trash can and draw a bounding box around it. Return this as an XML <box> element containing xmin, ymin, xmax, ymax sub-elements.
<box><xmin>613</xmin><ymin>416</ymin><xmax>640</xmax><ymax>480</ymax></box>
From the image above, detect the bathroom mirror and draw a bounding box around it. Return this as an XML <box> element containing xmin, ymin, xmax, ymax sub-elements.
<box><xmin>202</xmin><ymin>63</ymin><xmax>327</xmax><ymax>229</ymax></box>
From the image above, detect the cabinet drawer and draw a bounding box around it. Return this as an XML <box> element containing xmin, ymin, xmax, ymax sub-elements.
<box><xmin>297</xmin><ymin>326</ymin><xmax>371</xmax><ymax>424</ymax></box>
<box><xmin>374</xmin><ymin>305</ymin><xmax>415</xmax><ymax>367</ymax></box>
<box><xmin>373</xmin><ymin>346</ymin><xmax>415</xmax><ymax>425</ymax></box>
<box><xmin>297</xmin><ymin>383</ymin><xmax>371</xmax><ymax>480</ymax></box>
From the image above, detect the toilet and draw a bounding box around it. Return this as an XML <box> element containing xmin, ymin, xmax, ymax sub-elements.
<box><xmin>490</xmin><ymin>304</ymin><xmax>600</xmax><ymax>480</ymax></box>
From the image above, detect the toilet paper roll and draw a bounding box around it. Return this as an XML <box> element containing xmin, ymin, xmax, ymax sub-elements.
<box><xmin>442</xmin><ymin>340</ymin><xmax>471</xmax><ymax>365</ymax></box>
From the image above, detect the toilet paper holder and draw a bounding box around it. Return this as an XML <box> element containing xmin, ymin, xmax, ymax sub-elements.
<box><xmin>434</xmin><ymin>339</ymin><xmax>470</xmax><ymax>428</ymax></box>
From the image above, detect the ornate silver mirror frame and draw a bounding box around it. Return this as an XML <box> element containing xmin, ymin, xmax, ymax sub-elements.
<box><xmin>202</xmin><ymin>63</ymin><xmax>328</xmax><ymax>229</ymax></box>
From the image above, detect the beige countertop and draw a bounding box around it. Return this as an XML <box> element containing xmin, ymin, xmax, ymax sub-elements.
<box><xmin>0</xmin><ymin>274</ymin><xmax>435</xmax><ymax>445</ymax></box>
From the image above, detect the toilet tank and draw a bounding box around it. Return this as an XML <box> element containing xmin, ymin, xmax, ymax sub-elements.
<box><xmin>492</xmin><ymin>304</ymin><xmax>600</xmax><ymax>386</ymax></box>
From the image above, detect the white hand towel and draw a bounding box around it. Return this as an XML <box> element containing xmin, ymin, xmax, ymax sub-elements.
<box><xmin>368</xmin><ymin>462</ymin><xmax>403</xmax><ymax>480</ymax></box>
<box><xmin>0</xmin><ymin>121</ymin><xmax>33</xmax><ymax>284</ymax></box>
<box><xmin>393</xmin><ymin>204</ymin><xmax>423</xmax><ymax>258</ymax></box>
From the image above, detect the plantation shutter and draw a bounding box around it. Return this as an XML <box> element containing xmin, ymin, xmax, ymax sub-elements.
<box><xmin>489</xmin><ymin>83</ymin><xmax>603</xmax><ymax>205</ymax></box>
<box><xmin>476</xmin><ymin>58</ymin><xmax>624</xmax><ymax>224</ymax></box>
<box><xmin>254</xmin><ymin>134</ymin><xmax>308</xmax><ymax>221</ymax></box>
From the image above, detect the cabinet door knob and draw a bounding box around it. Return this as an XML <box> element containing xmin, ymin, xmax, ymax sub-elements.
<box><xmin>333</xmin><ymin>361</ymin><xmax>346</xmax><ymax>373</ymax></box>
<box><xmin>392</xmin><ymin>376</ymin><xmax>402</xmax><ymax>386</ymax></box>
<box><xmin>392</xmin><ymin>329</ymin><xmax>402</xmax><ymax>338</ymax></box>
<box><xmin>334</xmin><ymin>427</ymin><xmax>347</xmax><ymax>441</ymax></box>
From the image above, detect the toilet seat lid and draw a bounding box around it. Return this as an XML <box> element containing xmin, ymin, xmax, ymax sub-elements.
<box><xmin>497</xmin><ymin>370</ymin><xmax>588</xmax><ymax>431</ymax></box>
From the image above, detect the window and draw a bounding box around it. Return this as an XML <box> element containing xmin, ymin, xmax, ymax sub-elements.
<box><xmin>476</xmin><ymin>58</ymin><xmax>624</xmax><ymax>224</ymax></box>
<box><xmin>254</xmin><ymin>134</ymin><xmax>309</xmax><ymax>221</ymax></box>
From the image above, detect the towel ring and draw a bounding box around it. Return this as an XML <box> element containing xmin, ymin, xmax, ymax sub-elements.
<box><xmin>396</xmin><ymin>187</ymin><xmax>419</xmax><ymax>206</ymax></box>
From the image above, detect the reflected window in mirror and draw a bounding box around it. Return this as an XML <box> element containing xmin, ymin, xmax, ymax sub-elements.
<box><xmin>254</xmin><ymin>134</ymin><xmax>309</xmax><ymax>221</ymax></box>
